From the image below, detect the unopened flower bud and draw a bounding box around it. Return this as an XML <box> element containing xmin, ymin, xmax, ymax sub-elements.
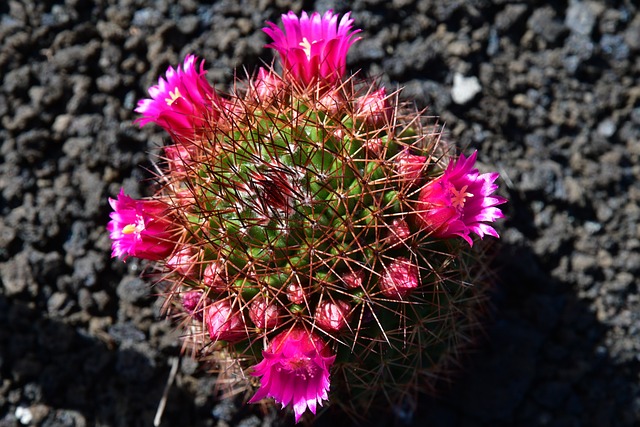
<box><xmin>181</xmin><ymin>290</ymin><xmax>209</xmax><ymax>321</ymax></box>
<box><xmin>355</xmin><ymin>88</ymin><xmax>389</xmax><ymax>125</ymax></box>
<box><xmin>379</xmin><ymin>257</ymin><xmax>419</xmax><ymax>299</ymax></box>
<box><xmin>204</xmin><ymin>300</ymin><xmax>246</xmax><ymax>342</ymax></box>
<box><xmin>203</xmin><ymin>261</ymin><xmax>226</xmax><ymax>291</ymax></box>
<box><xmin>249</xmin><ymin>296</ymin><xmax>281</xmax><ymax>329</ymax></box>
<box><xmin>315</xmin><ymin>300</ymin><xmax>351</xmax><ymax>331</ymax></box>
<box><xmin>286</xmin><ymin>283</ymin><xmax>305</xmax><ymax>304</ymax></box>
<box><xmin>395</xmin><ymin>149</ymin><xmax>427</xmax><ymax>184</ymax></box>
<box><xmin>167</xmin><ymin>247</ymin><xmax>196</xmax><ymax>277</ymax></box>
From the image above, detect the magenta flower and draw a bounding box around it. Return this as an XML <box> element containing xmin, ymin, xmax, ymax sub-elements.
<box><xmin>417</xmin><ymin>151</ymin><xmax>506</xmax><ymax>246</ymax></box>
<box><xmin>249</xmin><ymin>328</ymin><xmax>336</xmax><ymax>423</ymax></box>
<box><xmin>107</xmin><ymin>189</ymin><xmax>175</xmax><ymax>260</ymax></box>
<box><xmin>263</xmin><ymin>10</ymin><xmax>361</xmax><ymax>87</ymax></box>
<box><xmin>379</xmin><ymin>257</ymin><xmax>419</xmax><ymax>299</ymax></box>
<box><xmin>135</xmin><ymin>54</ymin><xmax>219</xmax><ymax>142</ymax></box>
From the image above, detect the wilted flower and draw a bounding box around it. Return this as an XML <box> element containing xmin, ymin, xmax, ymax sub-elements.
<box><xmin>204</xmin><ymin>300</ymin><xmax>246</xmax><ymax>342</ymax></box>
<box><xmin>107</xmin><ymin>189</ymin><xmax>175</xmax><ymax>260</ymax></box>
<box><xmin>135</xmin><ymin>54</ymin><xmax>220</xmax><ymax>142</ymax></box>
<box><xmin>249</xmin><ymin>328</ymin><xmax>336</xmax><ymax>422</ymax></box>
<box><xmin>379</xmin><ymin>257</ymin><xmax>419</xmax><ymax>299</ymax></box>
<box><xmin>417</xmin><ymin>151</ymin><xmax>506</xmax><ymax>246</ymax></box>
<box><xmin>263</xmin><ymin>10</ymin><xmax>361</xmax><ymax>87</ymax></box>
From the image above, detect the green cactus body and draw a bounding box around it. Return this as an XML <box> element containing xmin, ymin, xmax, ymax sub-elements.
<box><xmin>157</xmin><ymin>80</ymin><xmax>491</xmax><ymax>416</ymax></box>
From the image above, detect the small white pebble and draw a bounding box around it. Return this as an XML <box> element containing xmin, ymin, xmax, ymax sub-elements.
<box><xmin>451</xmin><ymin>72</ymin><xmax>482</xmax><ymax>104</ymax></box>
<box><xmin>15</xmin><ymin>406</ymin><xmax>33</xmax><ymax>425</ymax></box>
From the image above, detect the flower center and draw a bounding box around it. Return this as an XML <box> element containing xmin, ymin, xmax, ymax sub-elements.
<box><xmin>282</xmin><ymin>356</ymin><xmax>318</xmax><ymax>380</ymax></box>
<box><xmin>165</xmin><ymin>87</ymin><xmax>182</xmax><ymax>106</ymax></box>
<box><xmin>122</xmin><ymin>215</ymin><xmax>146</xmax><ymax>236</ymax></box>
<box><xmin>299</xmin><ymin>37</ymin><xmax>317</xmax><ymax>60</ymax></box>
<box><xmin>450</xmin><ymin>185</ymin><xmax>473</xmax><ymax>209</ymax></box>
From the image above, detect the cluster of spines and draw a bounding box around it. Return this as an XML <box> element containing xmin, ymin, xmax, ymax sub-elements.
<box><xmin>107</xmin><ymin>9</ymin><xmax>506</xmax><ymax>423</ymax></box>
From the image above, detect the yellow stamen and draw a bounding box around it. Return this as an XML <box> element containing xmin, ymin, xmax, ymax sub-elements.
<box><xmin>165</xmin><ymin>87</ymin><xmax>182</xmax><ymax>106</ymax></box>
<box><xmin>122</xmin><ymin>224</ymin><xmax>138</xmax><ymax>234</ymax></box>
<box><xmin>450</xmin><ymin>185</ymin><xmax>473</xmax><ymax>209</ymax></box>
<box><xmin>122</xmin><ymin>215</ymin><xmax>145</xmax><ymax>235</ymax></box>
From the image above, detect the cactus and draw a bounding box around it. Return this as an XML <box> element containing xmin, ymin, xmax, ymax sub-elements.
<box><xmin>107</xmin><ymin>10</ymin><xmax>506</xmax><ymax>423</ymax></box>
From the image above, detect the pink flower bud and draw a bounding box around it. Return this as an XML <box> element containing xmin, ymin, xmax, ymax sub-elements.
<box><xmin>166</xmin><ymin>247</ymin><xmax>196</xmax><ymax>277</ymax></box>
<box><xmin>164</xmin><ymin>144</ymin><xmax>197</xmax><ymax>174</ymax></box>
<box><xmin>340</xmin><ymin>270</ymin><xmax>363</xmax><ymax>289</ymax></box>
<box><xmin>386</xmin><ymin>218</ymin><xmax>411</xmax><ymax>247</ymax></box>
<box><xmin>316</xmin><ymin>90</ymin><xmax>343</xmax><ymax>114</ymax></box>
<box><xmin>204</xmin><ymin>300</ymin><xmax>246</xmax><ymax>342</ymax></box>
<box><xmin>379</xmin><ymin>257</ymin><xmax>419</xmax><ymax>299</ymax></box>
<box><xmin>364</xmin><ymin>137</ymin><xmax>383</xmax><ymax>153</ymax></box>
<box><xmin>203</xmin><ymin>261</ymin><xmax>226</xmax><ymax>291</ymax></box>
<box><xmin>249</xmin><ymin>296</ymin><xmax>281</xmax><ymax>329</ymax></box>
<box><xmin>395</xmin><ymin>149</ymin><xmax>427</xmax><ymax>184</ymax></box>
<box><xmin>286</xmin><ymin>283</ymin><xmax>305</xmax><ymax>304</ymax></box>
<box><xmin>355</xmin><ymin>88</ymin><xmax>390</xmax><ymax>125</ymax></box>
<box><xmin>251</xmin><ymin>67</ymin><xmax>282</xmax><ymax>101</ymax></box>
<box><xmin>181</xmin><ymin>290</ymin><xmax>209</xmax><ymax>321</ymax></box>
<box><xmin>315</xmin><ymin>300</ymin><xmax>350</xmax><ymax>331</ymax></box>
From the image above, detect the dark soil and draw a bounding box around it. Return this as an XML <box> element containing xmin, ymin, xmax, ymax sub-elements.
<box><xmin>1</xmin><ymin>1</ymin><xmax>639</xmax><ymax>426</ymax></box>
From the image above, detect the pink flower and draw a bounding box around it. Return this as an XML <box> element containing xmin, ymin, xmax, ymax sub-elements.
<box><xmin>249</xmin><ymin>328</ymin><xmax>336</xmax><ymax>422</ymax></box>
<box><xmin>416</xmin><ymin>151</ymin><xmax>506</xmax><ymax>246</ymax></box>
<box><xmin>314</xmin><ymin>300</ymin><xmax>350</xmax><ymax>331</ymax></box>
<box><xmin>204</xmin><ymin>300</ymin><xmax>246</xmax><ymax>342</ymax></box>
<box><xmin>249</xmin><ymin>295</ymin><xmax>281</xmax><ymax>329</ymax></box>
<box><xmin>135</xmin><ymin>55</ymin><xmax>220</xmax><ymax>142</ymax></box>
<box><xmin>263</xmin><ymin>10</ymin><xmax>361</xmax><ymax>87</ymax></box>
<box><xmin>379</xmin><ymin>257</ymin><xmax>419</xmax><ymax>299</ymax></box>
<box><xmin>107</xmin><ymin>189</ymin><xmax>175</xmax><ymax>260</ymax></box>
